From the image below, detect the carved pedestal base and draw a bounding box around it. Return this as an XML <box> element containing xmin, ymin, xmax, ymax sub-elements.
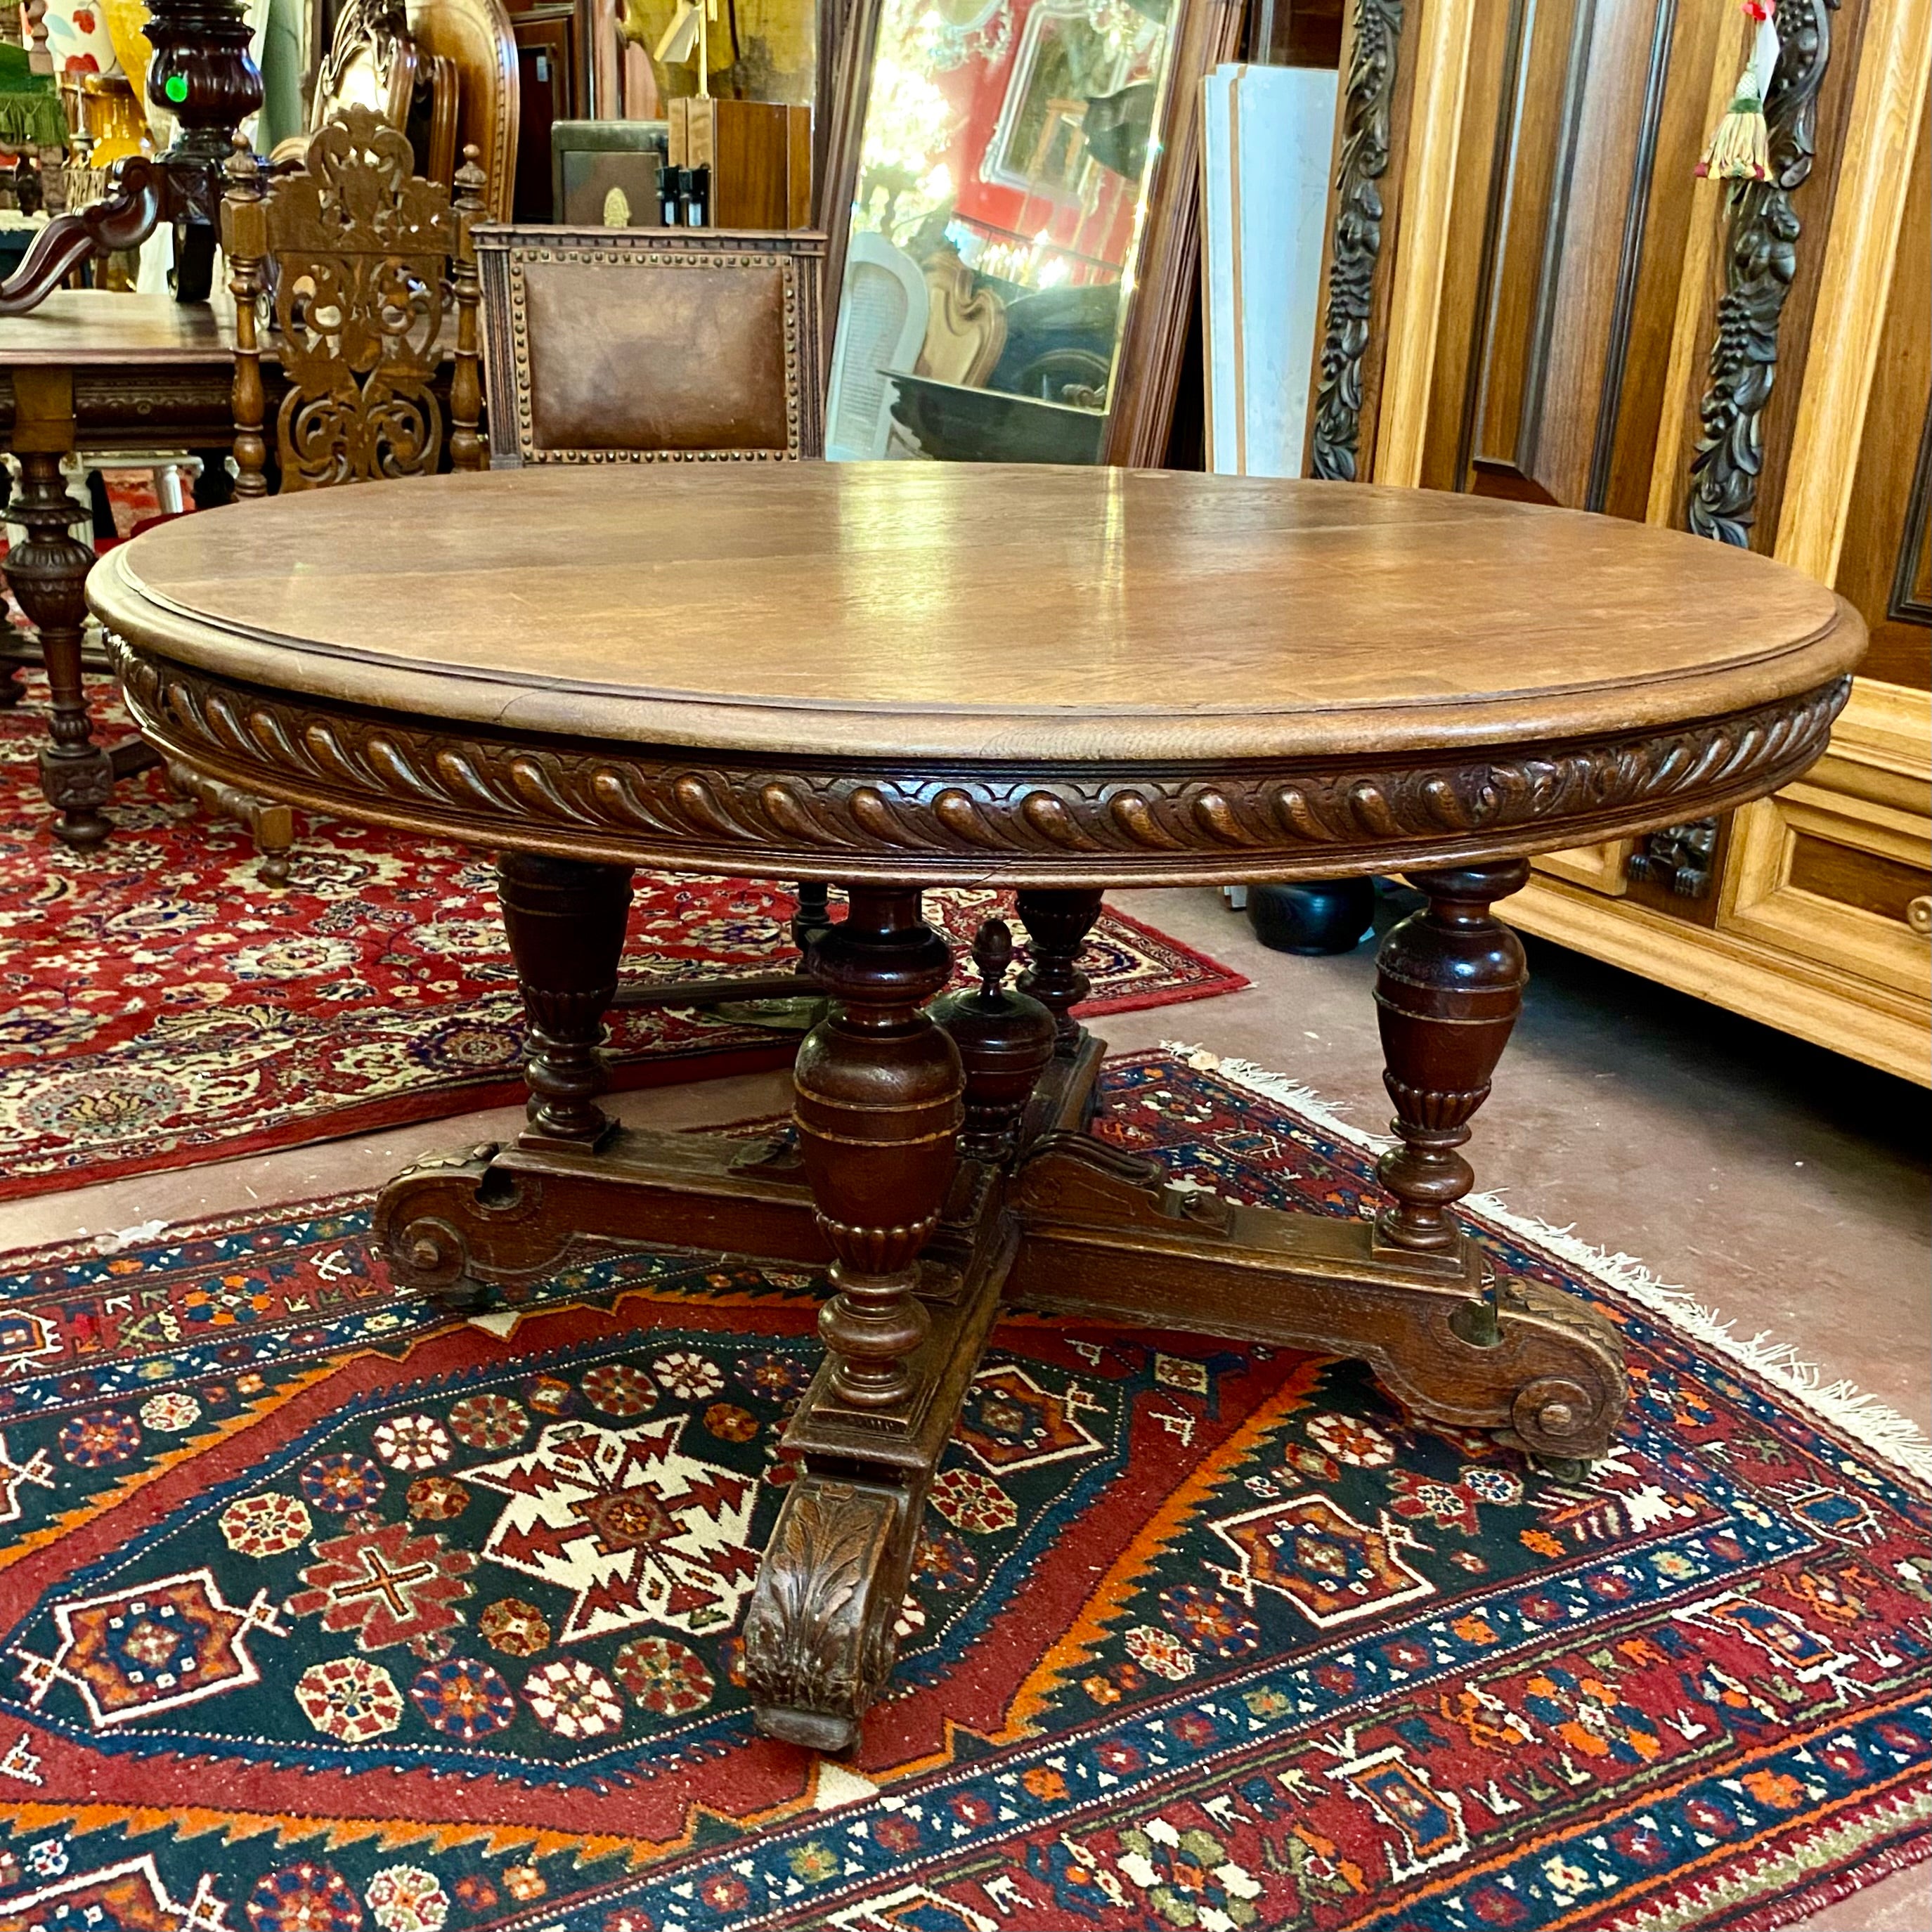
<box><xmin>373</xmin><ymin>873</ymin><xmax>1627</xmax><ymax>1749</ymax></box>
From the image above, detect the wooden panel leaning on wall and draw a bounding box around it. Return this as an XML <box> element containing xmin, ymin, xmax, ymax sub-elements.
<box><xmin>1307</xmin><ymin>0</ymin><xmax>1931</xmax><ymax>1083</ymax></box>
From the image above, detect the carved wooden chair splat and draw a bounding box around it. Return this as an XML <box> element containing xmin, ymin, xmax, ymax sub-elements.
<box><xmin>224</xmin><ymin>109</ymin><xmax>488</xmax><ymax>496</ymax></box>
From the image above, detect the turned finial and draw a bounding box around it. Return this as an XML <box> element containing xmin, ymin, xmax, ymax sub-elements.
<box><xmin>933</xmin><ymin>916</ymin><xmax>1057</xmax><ymax>1161</ymax></box>
<box><xmin>455</xmin><ymin>142</ymin><xmax>487</xmax><ymax>212</ymax></box>
<box><xmin>224</xmin><ymin>130</ymin><xmax>262</xmax><ymax>200</ymax></box>
<box><xmin>973</xmin><ymin>917</ymin><xmax>1015</xmax><ymax>999</ymax></box>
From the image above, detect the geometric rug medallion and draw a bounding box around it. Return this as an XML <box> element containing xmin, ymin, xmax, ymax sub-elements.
<box><xmin>0</xmin><ymin>682</ymin><xmax>1244</xmax><ymax>1201</ymax></box>
<box><xmin>0</xmin><ymin>1049</ymin><xmax>1924</xmax><ymax>1932</ymax></box>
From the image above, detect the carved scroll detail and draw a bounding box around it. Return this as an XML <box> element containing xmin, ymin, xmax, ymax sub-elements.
<box><xmin>1686</xmin><ymin>0</ymin><xmax>1837</xmax><ymax>547</ymax></box>
<box><xmin>108</xmin><ymin>633</ymin><xmax>1852</xmax><ymax>883</ymax></box>
<box><xmin>1310</xmin><ymin>0</ymin><xmax>1404</xmax><ymax>482</ymax></box>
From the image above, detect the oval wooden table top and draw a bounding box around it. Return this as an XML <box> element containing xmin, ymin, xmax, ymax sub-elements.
<box><xmin>92</xmin><ymin>465</ymin><xmax>1865</xmax><ymax>887</ymax></box>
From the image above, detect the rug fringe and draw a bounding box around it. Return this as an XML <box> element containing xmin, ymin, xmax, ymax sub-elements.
<box><xmin>1164</xmin><ymin>1042</ymin><xmax>1932</xmax><ymax>1489</ymax></box>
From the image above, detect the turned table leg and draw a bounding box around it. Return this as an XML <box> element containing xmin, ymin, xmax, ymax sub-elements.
<box><xmin>1373</xmin><ymin>862</ymin><xmax>1623</xmax><ymax>1461</ymax></box>
<box><xmin>1016</xmin><ymin>887</ymin><xmax>1102</xmax><ymax>1053</ymax></box>
<box><xmin>743</xmin><ymin>883</ymin><xmax>977</xmax><ymax>1750</ymax></box>
<box><xmin>2</xmin><ymin>448</ymin><xmax>114</xmax><ymax>848</ymax></box>
<box><xmin>498</xmin><ymin>851</ymin><xmax>635</xmax><ymax>1144</ymax></box>
<box><xmin>791</xmin><ymin>883</ymin><xmax>964</xmax><ymax>1407</ymax></box>
<box><xmin>1373</xmin><ymin>862</ymin><xmax>1529</xmax><ymax>1264</ymax></box>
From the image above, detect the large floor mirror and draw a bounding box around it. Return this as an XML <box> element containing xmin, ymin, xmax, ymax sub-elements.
<box><xmin>819</xmin><ymin>0</ymin><xmax>1243</xmax><ymax>466</ymax></box>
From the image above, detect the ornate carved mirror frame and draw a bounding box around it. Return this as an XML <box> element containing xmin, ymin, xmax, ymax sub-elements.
<box><xmin>815</xmin><ymin>0</ymin><xmax>1246</xmax><ymax>467</ymax></box>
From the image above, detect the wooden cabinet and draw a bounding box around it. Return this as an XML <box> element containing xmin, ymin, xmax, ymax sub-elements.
<box><xmin>1310</xmin><ymin>0</ymin><xmax>1931</xmax><ymax>1083</ymax></box>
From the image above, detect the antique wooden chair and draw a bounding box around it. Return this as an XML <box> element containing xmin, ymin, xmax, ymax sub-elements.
<box><xmin>224</xmin><ymin>107</ymin><xmax>488</xmax><ymax>495</ymax></box>
<box><xmin>825</xmin><ymin>230</ymin><xmax>926</xmax><ymax>461</ymax></box>
<box><xmin>472</xmin><ymin>222</ymin><xmax>834</xmax><ymax>1015</ymax></box>
<box><xmin>271</xmin><ymin>0</ymin><xmax>518</xmax><ymax>224</ymax></box>
<box><xmin>193</xmin><ymin>109</ymin><xmax>486</xmax><ymax>877</ymax></box>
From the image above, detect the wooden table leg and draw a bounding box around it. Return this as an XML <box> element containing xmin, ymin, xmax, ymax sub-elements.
<box><xmin>1</xmin><ymin>370</ymin><xmax>161</xmax><ymax>844</ymax></box>
<box><xmin>498</xmin><ymin>850</ymin><xmax>635</xmax><ymax>1143</ymax></box>
<box><xmin>1016</xmin><ymin>887</ymin><xmax>1103</xmax><ymax>1053</ymax></box>
<box><xmin>6</xmin><ymin>448</ymin><xmax>116</xmax><ymax>848</ymax></box>
<box><xmin>743</xmin><ymin>883</ymin><xmax>974</xmax><ymax>1748</ymax></box>
<box><xmin>1008</xmin><ymin>860</ymin><xmax>1625</xmax><ymax>1467</ymax></box>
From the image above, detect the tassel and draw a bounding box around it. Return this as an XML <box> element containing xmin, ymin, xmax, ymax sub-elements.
<box><xmin>1698</xmin><ymin>4</ymin><xmax>1781</xmax><ymax>182</ymax></box>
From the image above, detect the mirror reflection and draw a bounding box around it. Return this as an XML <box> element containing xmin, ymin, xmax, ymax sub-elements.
<box><xmin>824</xmin><ymin>0</ymin><xmax>1179</xmax><ymax>465</ymax></box>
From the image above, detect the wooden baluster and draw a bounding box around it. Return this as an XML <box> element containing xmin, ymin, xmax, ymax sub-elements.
<box><xmin>498</xmin><ymin>852</ymin><xmax>635</xmax><ymax>1143</ymax></box>
<box><xmin>793</xmin><ymin>884</ymin><xmax>963</xmax><ymax>1407</ymax></box>
<box><xmin>1015</xmin><ymin>887</ymin><xmax>1103</xmax><ymax>1053</ymax></box>
<box><xmin>1373</xmin><ymin>862</ymin><xmax>1531</xmax><ymax>1257</ymax></box>
<box><xmin>448</xmin><ymin>144</ymin><xmax>487</xmax><ymax>474</ymax></box>
<box><xmin>220</xmin><ymin>132</ymin><xmax>270</xmax><ymax>500</ymax></box>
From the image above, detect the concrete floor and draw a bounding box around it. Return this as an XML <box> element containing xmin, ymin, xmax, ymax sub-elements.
<box><xmin>5</xmin><ymin>886</ymin><xmax>1926</xmax><ymax>1926</ymax></box>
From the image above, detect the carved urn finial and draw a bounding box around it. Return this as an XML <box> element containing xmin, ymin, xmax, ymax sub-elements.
<box><xmin>933</xmin><ymin>917</ymin><xmax>1056</xmax><ymax>1160</ymax></box>
<box><xmin>454</xmin><ymin>142</ymin><xmax>487</xmax><ymax>213</ymax></box>
<box><xmin>223</xmin><ymin>129</ymin><xmax>263</xmax><ymax>200</ymax></box>
<box><xmin>973</xmin><ymin>916</ymin><xmax>1015</xmax><ymax>996</ymax></box>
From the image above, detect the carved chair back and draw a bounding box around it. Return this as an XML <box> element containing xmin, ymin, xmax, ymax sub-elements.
<box><xmin>472</xmin><ymin>226</ymin><xmax>826</xmax><ymax>467</ymax></box>
<box><xmin>221</xmin><ymin>107</ymin><xmax>487</xmax><ymax>494</ymax></box>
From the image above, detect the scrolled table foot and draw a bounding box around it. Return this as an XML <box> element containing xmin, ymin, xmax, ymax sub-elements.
<box><xmin>374</xmin><ymin>1143</ymin><xmax>555</xmax><ymax>1311</ymax></box>
<box><xmin>742</xmin><ymin>1473</ymin><xmax>911</xmax><ymax>1751</ymax></box>
<box><xmin>1371</xmin><ymin>1264</ymin><xmax>1626</xmax><ymax>1465</ymax></box>
<box><xmin>1489</xmin><ymin>1274</ymin><xmax>1628</xmax><ymax>1463</ymax></box>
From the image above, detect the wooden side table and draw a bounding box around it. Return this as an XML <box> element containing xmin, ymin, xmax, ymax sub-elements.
<box><xmin>1</xmin><ymin>290</ymin><xmax>236</xmax><ymax>845</ymax></box>
<box><xmin>91</xmin><ymin>464</ymin><xmax>1865</xmax><ymax>1750</ymax></box>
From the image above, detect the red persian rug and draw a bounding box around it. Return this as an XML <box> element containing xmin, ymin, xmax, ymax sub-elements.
<box><xmin>0</xmin><ymin>1047</ymin><xmax>1924</xmax><ymax>1932</ymax></box>
<box><xmin>0</xmin><ymin>680</ymin><xmax>1243</xmax><ymax>1200</ymax></box>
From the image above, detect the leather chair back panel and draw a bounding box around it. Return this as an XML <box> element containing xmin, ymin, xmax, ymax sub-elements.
<box><xmin>523</xmin><ymin>259</ymin><xmax>793</xmax><ymax>455</ymax></box>
<box><xmin>474</xmin><ymin>226</ymin><xmax>826</xmax><ymax>467</ymax></box>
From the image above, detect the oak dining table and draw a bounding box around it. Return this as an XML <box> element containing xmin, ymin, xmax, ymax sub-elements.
<box><xmin>88</xmin><ymin>462</ymin><xmax>1864</xmax><ymax>1751</ymax></box>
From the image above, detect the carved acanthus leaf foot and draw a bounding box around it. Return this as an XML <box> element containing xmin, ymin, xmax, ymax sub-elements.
<box><xmin>743</xmin><ymin>1474</ymin><xmax>911</xmax><ymax>1753</ymax></box>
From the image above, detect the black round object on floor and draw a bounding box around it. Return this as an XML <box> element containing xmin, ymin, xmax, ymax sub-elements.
<box><xmin>1247</xmin><ymin>878</ymin><xmax>1377</xmax><ymax>955</ymax></box>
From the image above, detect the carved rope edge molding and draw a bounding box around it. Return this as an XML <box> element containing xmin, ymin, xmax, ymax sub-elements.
<box><xmin>1310</xmin><ymin>0</ymin><xmax>1405</xmax><ymax>484</ymax></box>
<box><xmin>109</xmin><ymin>635</ymin><xmax>1850</xmax><ymax>884</ymax></box>
<box><xmin>1686</xmin><ymin>0</ymin><xmax>1838</xmax><ymax>547</ymax></box>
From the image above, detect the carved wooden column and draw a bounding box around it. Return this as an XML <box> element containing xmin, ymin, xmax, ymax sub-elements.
<box><xmin>497</xmin><ymin>852</ymin><xmax>634</xmax><ymax>1144</ymax></box>
<box><xmin>1310</xmin><ymin>0</ymin><xmax>1406</xmax><ymax>482</ymax></box>
<box><xmin>1015</xmin><ymin>887</ymin><xmax>1103</xmax><ymax>1052</ymax></box>
<box><xmin>1373</xmin><ymin>861</ymin><xmax>1529</xmax><ymax>1258</ymax></box>
<box><xmin>792</xmin><ymin>884</ymin><xmax>963</xmax><ymax>1407</ymax></box>
<box><xmin>1687</xmin><ymin>0</ymin><xmax>1837</xmax><ymax>547</ymax></box>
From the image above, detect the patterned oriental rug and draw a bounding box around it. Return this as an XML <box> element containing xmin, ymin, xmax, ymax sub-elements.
<box><xmin>0</xmin><ymin>682</ymin><xmax>1243</xmax><ymax>1200</ymax></box>
<box><xmin>0</xmin><ymin>1049</ymin><xmax>1926</xmax><ymax>1932</ymax></box>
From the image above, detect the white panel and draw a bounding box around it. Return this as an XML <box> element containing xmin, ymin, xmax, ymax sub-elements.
<box><xmin>1200</xmin><ymin>63</ymin><xmax>1338</xmax><ymax>477</ymax></box>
